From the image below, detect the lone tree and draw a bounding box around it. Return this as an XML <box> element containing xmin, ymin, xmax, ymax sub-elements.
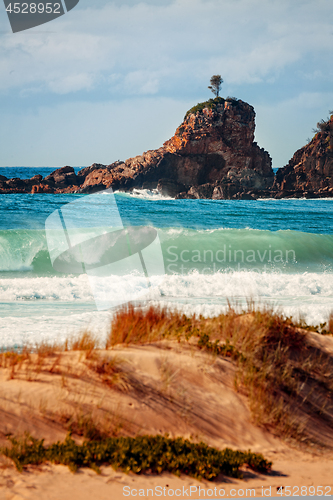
<box><xmin>208</xmin><ymin>75</ymin><xmax>223</xmax><ymax>97</ymax></box>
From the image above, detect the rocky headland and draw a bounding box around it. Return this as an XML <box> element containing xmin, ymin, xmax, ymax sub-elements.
<box><xmin>274</xmin><ymin>114</ymin><xmax>333</xmax><ymax>198</ymax></box>
<box><xmin>1</xmin><ymin>99</ymin><xmax>332</xmax><ymax>199</ymax></box>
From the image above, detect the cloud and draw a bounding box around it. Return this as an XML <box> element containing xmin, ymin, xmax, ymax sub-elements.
<box><xmin>0</xmin><ymin>0</ymin><xmax>332</xmax><ymax>96</ymax></box>
<box><xmin>1</xmin><ymin>0</ymin><xmax>333</xmax><ymax>167</ymax></box>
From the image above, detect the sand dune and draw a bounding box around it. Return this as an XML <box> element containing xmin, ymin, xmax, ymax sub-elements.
<box><xmin>1</xmin><ymin>309</ymin><xmax>333</xmax><ymax>499</ymax></box>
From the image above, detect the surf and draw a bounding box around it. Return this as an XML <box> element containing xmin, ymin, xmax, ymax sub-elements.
<box><xmin>0</xmin><ymin>227</ymin><xmax>332</xmax><ymax>274</ymax></box>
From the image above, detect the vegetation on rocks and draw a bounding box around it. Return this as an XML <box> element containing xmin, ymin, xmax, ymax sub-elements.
<box><xmin>184</xmin><ymin>96</ymin><xmax>239</xmax><ymax>119</ymax></box>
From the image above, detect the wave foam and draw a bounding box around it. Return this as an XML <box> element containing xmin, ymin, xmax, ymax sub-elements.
<box><xmin>0</xmin><ymin>270</ymin><xmax>332</xmax><ymax>347</ymax></box>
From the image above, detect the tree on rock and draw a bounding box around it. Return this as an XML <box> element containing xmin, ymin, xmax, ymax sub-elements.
<box><xmin>208</xmin><ymin>75</ymin><xmax>223</xmax><ymax>97</ymax></box>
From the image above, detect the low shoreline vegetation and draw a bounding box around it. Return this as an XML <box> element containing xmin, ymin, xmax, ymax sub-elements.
<box><xmin>1</xmin><ymin>434</ymin><xmax>272</xmax><ymax>478</ymax></box>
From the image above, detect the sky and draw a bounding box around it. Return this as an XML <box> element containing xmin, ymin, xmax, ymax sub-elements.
<box><xmin>0</xmin><ymin>0</ymin><xmax>333</xmax><ymax>168</ymax></box>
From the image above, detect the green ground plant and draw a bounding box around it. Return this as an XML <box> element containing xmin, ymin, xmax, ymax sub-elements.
<box><xmin>1</xmin><ymin>434</ymin><xmax>272</xmax><ymax>478</ymax></box>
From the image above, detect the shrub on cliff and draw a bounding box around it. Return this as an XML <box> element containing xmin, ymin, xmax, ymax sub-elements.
<box><xmin>184</xmin><ymin>96</ymin><xmax>239</xmax><ymax>120</ymax></box>
<box><xmin>312</xmin><ymin>112</ymin><xmax>333</xmax><ymax>135</ymax></box>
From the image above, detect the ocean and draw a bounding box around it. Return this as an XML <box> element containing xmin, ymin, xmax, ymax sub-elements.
<box><xmin>1</xmin><ymin>167</ymin><xmax>333</xmax><ymax>349</ymax></box>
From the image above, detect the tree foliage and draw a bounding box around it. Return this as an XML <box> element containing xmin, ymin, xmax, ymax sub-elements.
<box><xmin>208</xmin><ymin>75</ymin><xmax>223</xmax><ymax>97</ymax></box>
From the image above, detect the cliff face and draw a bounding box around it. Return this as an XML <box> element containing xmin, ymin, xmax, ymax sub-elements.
<box><xmin>162</xmin><ymin>99</ymin><xmax>273</xmax><ymax>198</ymax></box>
<box><xmin>79</xmin><ymin>98</ymin><xmax>274</xmax><ymax>199</ymax></box>
<box><xmin>275</xmin><ymin>115</ymin><xmax>333</xmax><ymax>198</ymax></box>
<box><xmin>0</xmin><ymin>98</ymin><xmax>274</xmax><ymax>198</ymax></box>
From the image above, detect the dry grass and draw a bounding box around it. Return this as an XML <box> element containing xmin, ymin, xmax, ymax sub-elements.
<box><xmin>205</xmin><ymin>307</ymin><xmax>333</xmax><ymax>444</ymax></box>
<box><xmin>86</xmin><ymin>353</ymin><xmax>130</xmax><ymax>392</ymax></box>
<box><xmin>106</xmin><ymin>303</ymin><xmax>333</xmax><ymax>446</ymax></box>
<box><xmin>0</xmin><ymin>330</ymin><xmax>100</xmax><ymax>381</ymax></box>
<box><xmin>329</xmin><ymin>311</ymin><xmax>333</xmax><ymax>334</ymax></box>
<box><xmin>58</xmin><ymin>407</ymin><xmax>108</xmax><ymax>441</ymax></box>
<box><xmin>66</xmin><ymin>331</ymin><xmax>99</xmax><ymax>356</ymax></box>
<box><xmin>1</xmin><ymin>303</ymin><xmax>332</xmax><ymax>448</ymax></box>
<box><xmin>106</xmin><ymin>304</ymin><xmax>197</xmax><ymax>347</ymax></box>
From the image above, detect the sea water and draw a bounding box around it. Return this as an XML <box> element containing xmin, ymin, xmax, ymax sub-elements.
<box><xmin>0</xmin><ymin>167</ymin><xmax>332</xmax><ymax>348</ymax></box>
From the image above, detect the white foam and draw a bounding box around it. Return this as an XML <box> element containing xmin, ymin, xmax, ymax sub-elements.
<box><xmin>0</xmin><ymin>270</ymin><xmax>332</xmax><ymax>347</ymax></box>
<box><xmin>150</xmin><ymin>270</ymin><xmax>333</xmax><ymax>300</ymax></box>
<box><xmin>0</xmin><ymin>310</ymin><xmax>112</xmax><ymax>349</ymax></box>
<box><xmin>0</xmin><ymin>275</ymin><xmax>93</xmax><ymax>302</ymax></box>
<box><xmin>115</xmin><ymin>189</ymin><xmax>173</xmax><ymax>200</ymax></box>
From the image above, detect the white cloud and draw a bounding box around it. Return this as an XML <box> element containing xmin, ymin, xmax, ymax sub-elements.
<box><xmin>0</xmin><ymin>0</ymin><xmax>332</xmax><ymax>94</ymax></box>
<box><xmin>1</xmin><ymin>0</ymin><xmax>333</xmax><ymax>167</ymax></box>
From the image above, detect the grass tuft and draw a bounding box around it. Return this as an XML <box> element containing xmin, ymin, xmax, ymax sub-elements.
<box><xmin>184</xmin><ymin>96</ymin><xmax>239</xmax><ymax>120</ymax></box>
<box><xmin>67</xmin><ymin>331</ymin><xmax>98</xmax><ymax>357</ymax></box>
<box><xmin>106</xmin><ymin>304</ymin><xmax>197</xmax><ymax>347</ymax></box>
<box><xmin>86</xmin><ymin>353</ymin><xmax>129</xmax><ymax>391</ymax></box>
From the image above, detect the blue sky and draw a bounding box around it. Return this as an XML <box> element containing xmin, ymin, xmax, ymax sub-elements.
<box><xmin>0</xmin><ymin>0</ymin><xmax>333</xmax><ymax>168</ymax></box>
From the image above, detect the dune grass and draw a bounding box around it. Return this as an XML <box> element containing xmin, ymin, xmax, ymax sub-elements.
<box><xmin>107</xmin><ymin>303</ymin><xmax>333</xmax><ymax>443</ymax></box>
<box><xmin>329</xmin><ymin>312</ymin><xmax>333</xmax><ymax>335</ymax></box>
<box><xmin>2</xmin><ymin>302</ymin><xmax>329</xmax><ymax>443</ymax></box>
<box><xmin>106</xmin><ymin>305</ymin><xmax>197</xmax><ymax>347</ymax></box>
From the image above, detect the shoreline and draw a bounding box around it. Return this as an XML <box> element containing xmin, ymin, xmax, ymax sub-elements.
<box><xmin>1</xmin><ymin>164</ymin><xmax>333</xmax><ymax>199</ymax></box>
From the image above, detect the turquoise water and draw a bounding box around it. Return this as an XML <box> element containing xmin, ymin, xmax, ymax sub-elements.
<box><xmin>0</xmin><ymin>167</ymin><xmax>333</xmax><ymax>348</ymax></box>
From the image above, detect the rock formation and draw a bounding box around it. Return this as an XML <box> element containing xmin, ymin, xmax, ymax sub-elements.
<box><xmin>78</xmin><ymin>97</ymin><xmax>274</xmax><ymax>199</ymax></box>
<box><xmin>0</xmin><ymin>97</ymin><xmax>274</xmax><ymax>198</ymax></box>
<box><xmin>274</xmin><ymin>114</ymin><xmax>333</xmax><ymax>198</ymax></box>
<box><xmin>3</xmin><ymin>99</ymin><xmax>332</xmax><ymax>199</ymax></box>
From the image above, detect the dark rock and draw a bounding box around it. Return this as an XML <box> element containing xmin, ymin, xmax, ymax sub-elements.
<box><xmin>44</xmin><ymin>166</ymin><xmax>77</xmax><ymax>188</ymax></box>
<box><xmin>237</xmin><ymin>192</ymin><xmax>258</xmax><ymax>200</ymax></box>
<box><xmin>187</xmin><ymin>183</ymin><xmax>215</xmax><ymax>199</ymax></box>
<box><xmin>6</xmin><ymin>178</ymin><xmax>26</xmax><ymax>189</ymax></box>
<box><xmin>142</xmin><ymin>181</ymin><xmax>158</xmax><ymax>190</ymax></box>
<box><xmin>79</xmin><ymin>183</ymin><xmax>107</xmax><ymax>194</ymax></box>
<box><xmin>157</xmin><ymin>178</ymin><xmax>186</xmax><ymax>197</ymax></box>
<box><xmin>275</xmin><ymin>114</ymin><xmax>333</xmax><ymax>198</ymax></box>
<box><xmin>27</xmin><ymin>174</ymin><xmax>43</xmax><ymax>186</ymax></box>
<box><xmin>175</xmin><ymin>191</ymin><xmax>197</xmax><ymax>199</ymax></box>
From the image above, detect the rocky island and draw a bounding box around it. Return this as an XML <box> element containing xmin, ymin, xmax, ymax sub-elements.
<box><xmin>1</xmin><ymin>98</ymin><xmax>332</xmax><ymax>198</ymax></box>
